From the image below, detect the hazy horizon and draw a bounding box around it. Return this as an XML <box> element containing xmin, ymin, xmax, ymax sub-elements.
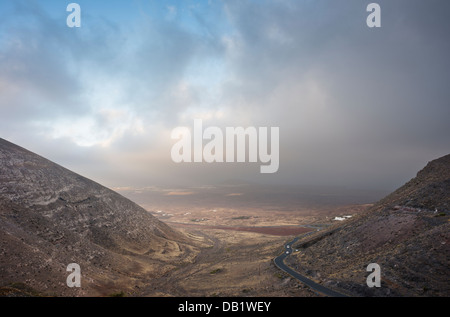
<box><xmin>1</xmin><ymin>0</ymin><xmax>449</xmax><ymax>193</ymax></box>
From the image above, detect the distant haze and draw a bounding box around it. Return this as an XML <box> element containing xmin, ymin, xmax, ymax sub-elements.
<box><xmin>1</xmin><ymin>0</ymin><xmax>449</xmax><ymax>193</ymax></box>
<box><xmin>115</xmin><ymin>183</ymin><xmax>388</xmax><ymax>213</ymax></box>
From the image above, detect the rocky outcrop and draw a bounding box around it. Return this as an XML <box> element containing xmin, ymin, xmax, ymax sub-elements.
<box><xmin>0</xmin><ymin>138</ymin><xmax>196</xmax><ymax>296</ymax></box>
<box><xmin>289</xmin><ymin>154</ymin><xmax>450</xmax><ymax>297</ymax></box>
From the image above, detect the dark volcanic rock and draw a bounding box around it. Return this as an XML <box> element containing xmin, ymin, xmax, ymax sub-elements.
<box><xmin>0</xmin><ymin>138</ymin><xmax>194</xmax><ymax>296</ymax></box>
<box><xmin>289</xmin><ymin>154</ymin><xmax>450</xmax><ymax>297</ymax></box>
<box><xmin>375</xmin><ymin>154</ymin><xmax>450</xmax><ymax>212</ymax></box>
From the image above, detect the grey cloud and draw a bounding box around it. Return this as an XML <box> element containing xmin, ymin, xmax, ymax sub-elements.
<box><xmin>1</xmin><ymin>0</ymin><xmax>449</xmax><ymax>191</ymax></box>
<box><xmin>211</xmin><ymin>0</ymin><xmax>450</xmax><ymax>189</ymax></box>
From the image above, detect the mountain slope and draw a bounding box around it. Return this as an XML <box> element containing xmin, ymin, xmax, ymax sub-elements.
<box><xmin>0</xmin><ymin>138</ymin><xmax>197</xmax><ymax>296</ymax></box>
<box><xmin>288</xmin><ymin>154</ymin><xmax>450</xmax><ymax>297</ymax></box>
<box><xmin>375</xmin><ymin>154</ymin><xmax>450</xmax><ymax>212</ymax></box>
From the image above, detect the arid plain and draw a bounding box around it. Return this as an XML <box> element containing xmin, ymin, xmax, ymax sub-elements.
<box><xmin>0</xmin><ymin>138</ymin><xmax>383</xmax><ymax>297</ymax></box>
<box><xmin>118</xmin><ymin>186</ymin><xmax>374</xmax><ymax>297</ymax></box>
<box><xmin>1</xmin><ymin>138</ymin><xmax>447</xmax><ymax>297</ymax></box>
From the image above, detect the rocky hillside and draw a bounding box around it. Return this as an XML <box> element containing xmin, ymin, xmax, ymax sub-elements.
<box><xmin>0</xmin><ymin>138</ymin><xmax>197</xmax><ymax>296</ymax></box>
<box><xmin>375</xmin><ymin>154</ymin><xmax>450</xmax><ymax>212</ymax></box>
<box><xmin>287</xmin><ymin>154</ymin><xmax>450</xmax><ymax>297</ymax></box>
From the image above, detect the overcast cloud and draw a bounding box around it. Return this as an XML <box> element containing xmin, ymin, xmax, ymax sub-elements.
<box><xmin>0</xmin><ymin>0</ymin><xmax>449</xmax><ymax>191</ymax></box>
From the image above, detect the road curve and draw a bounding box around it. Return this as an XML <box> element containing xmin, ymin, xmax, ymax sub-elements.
<box><xmin>274</xmin><ymin>236</ymin><xmax>348</xmax><ymax>297</ymax></box>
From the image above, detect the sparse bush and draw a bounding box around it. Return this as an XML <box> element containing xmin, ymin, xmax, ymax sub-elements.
<box><xmin>209</xmin><ymin>268</ymin><xmax>222</xmax><ymax>274</ymax></box>
<box><xmin>274</xmin><ymin>272</ymin><xmax>284</xmax><ymax>279</ymax></box>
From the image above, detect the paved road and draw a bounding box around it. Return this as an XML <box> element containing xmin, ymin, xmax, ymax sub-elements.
<box><xmin>274</xmin><ymin>236</ymin><xmax>348</xmax><ymax>297</ymax></box>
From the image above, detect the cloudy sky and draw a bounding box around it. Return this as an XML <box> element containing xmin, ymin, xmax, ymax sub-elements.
<box><xmin>1</xmin><ymin>0</ymin><xmax>449</xmax><ymax>191</ymax></box>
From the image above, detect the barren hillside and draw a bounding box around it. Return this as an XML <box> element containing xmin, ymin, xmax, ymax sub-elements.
<box><xmin>0</xmin><ymin>138</ymin><xmax>197</xmax><ymax>296</ymax></box>
<box><xmin>287</xmin><ymin>154</ymin><xmax>450</xmax><ymax>297</ymax></box>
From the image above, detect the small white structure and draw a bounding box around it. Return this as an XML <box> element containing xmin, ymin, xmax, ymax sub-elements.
<box><xmin>333</xmin><ymin>215</ymin><xmax>353</xmax><ymax>221</ymax></box>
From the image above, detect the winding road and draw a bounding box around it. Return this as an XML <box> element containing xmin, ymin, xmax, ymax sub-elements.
<box><xmin>274</xmin><ymin>235</ymin><xmax>348</xmax><ymax>297</ymax></box>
